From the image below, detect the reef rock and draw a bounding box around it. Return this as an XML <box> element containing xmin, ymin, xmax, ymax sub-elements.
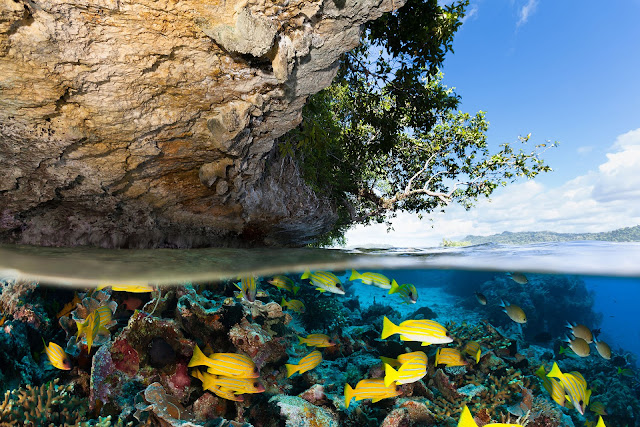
<box><xmin>0</xmin><ymin>0</ymin><xmax>405</xmax><ymax>248</ymax></box>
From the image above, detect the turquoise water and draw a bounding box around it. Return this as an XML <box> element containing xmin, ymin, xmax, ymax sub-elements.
<box><xmin>1</xmin><ymin>242</ymin><xmax>639</xmax><ymax>426</ymax></box>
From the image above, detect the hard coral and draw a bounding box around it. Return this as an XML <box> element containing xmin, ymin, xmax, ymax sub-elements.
<box><xmin>270</xmin><ymin>395</ymin><xmax>338</xmax><ymax>427</ymax></box>
<box><xmin>0</xmin><ymin>378</ymin><xmax>88</xmax><ymax>426</ymax></box>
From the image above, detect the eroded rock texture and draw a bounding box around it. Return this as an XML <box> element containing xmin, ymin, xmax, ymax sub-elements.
<box><xmin>0</xmin><ymin>0</ymin><xmax>404</xmax><ymax>247</ymax></box>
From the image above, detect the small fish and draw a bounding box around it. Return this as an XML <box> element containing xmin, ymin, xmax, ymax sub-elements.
<box><xmin>188</xmin><ymin>345</ymin><xmax>259</xmax><ymax>378</ymax></box>
<box><xmin>474</xmin><ymin>292</ymin><xmax>487</xmax><ymax>305</ymax></box>
<box><xmin>349</xmin><ymin>270</ymin><xmax>394</xmax><ymax>290</ymax></box>
<box><xmin>97</xmin><ymin>283</ymin><xmax>155</xmax><ymax>293</ymax></box>
<box><xmin>617</xmin><ymin>367</ymin><xmax>633</xmax><ymax>377</ymax></box>
<box><xmin>194</xmin><ymin>370</ymin><xmax>265</xmax><ymax>394</ymax></box>
<box><xmin>589</xmin><ymin>401</ymin><xmax>607</xmax><ymax>416</ymax></box>
<box><xmin>380</xmin><ymin>350</ymin><xmax>427</xmax><ymax>369</ymax></box>
<box><xmin>344</xmin><ymin>379</ymin><xmax>401</xmax><ymax>408</ymax></box>
<box><xmin>298</xmin><ymin>334</ymin><xmax>335</xmax><ymax>348</ymax></box>
<box><xmin>593</xmin><ymin>338</ymin><xmax>611</xmax><ymax>360</ymax></box>
<box><xmin>285</xmin><ymin>350</ymin><xmax>322</xmax><ymax>377</ymax></box>
<box><xmin>388</xmin><ymin>282</ymin><xmax>418</xmax><ymax>304</ymax></box>
<box><xmin>192</xmin><ymin>370</ymin><xmax>244</xmax><ymax>401</ymax></box>
<box><xmin>500</xmin><ymin>300</ymin><xmax>527</xmax><ymax>324</ymax></box>
<box><xmin>565</xmin><ymin>336</ymin><xmax>591</xmax><ymax>358</ymax></box>
<box><xmin>43</xmin><ymin>339</ymin><xmax>72</xmax><ymax>370</ymax></box>
<box><xmin>281</xmin><ymin>297</ymin><xmax>306</xmax><ymax>314</ymax></box>
<box><xmin>462</xmin><ymin>341</ymin><xmax>481</xmax><ymax>363</ymax></box>
<box><xmin>384</xmin><ymin>355</ymin><xmax>427</xmax><ymax>386</ymax></box>
<box><xmin>434</xmin><ymin>348</ymin><xmax>467</xmax><ymax>367</ymax></box>
<box><xmin>548</xmin><ymin>362</ymin><xmax>591</xmax><ymax>415</ymax></box>
<box><xmin>566</xmin><ymin>322</ymin><xmax>593</xmax><ymax>343</ymax></box>
<box><xmin>458</xmin><ymin>405</ymin><xmax>524</xmax><ymax>426</ymax></box>
<box><xmin>56</xmin><ymin>293</ymin><xmax>82</xmax><ymax>318</ymax></box>
<box><xmin>536</xmin><ymin>365</ymin><xmax>566</xmax><ymax>407</ymax></box>
<box><xmin>268</xmin><ymin>276</ymin><xmax>300</xmax><ymax>294</ymax></box>
<box><xmin>234</xmin><ymin>277</ymin><xmax>258</xmax><ymax>303</ymax></box>
<box><xmin>76</xmin><ymin>311</ymin><xmax>105</xmax><ymax>350</ymax></box>
<box><xmin>301</xmin><ymin>269</ymin><xmax>345</xmax><ymax>295</ymax></box>
<box><xmin>510</xmin><ymin>272</ymin><xmax>528</xmax><ymax>284</ymax></box>
<box><xmin>381</xmin><ymin>316</ymin><xmax>452</xmax><ymax>346</ymax></box>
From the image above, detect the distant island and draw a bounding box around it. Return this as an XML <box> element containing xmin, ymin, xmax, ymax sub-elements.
<box><xmin>443</xmin><ymin>225</ymin><xmax>640</xmax><ymax>246</ymax></box>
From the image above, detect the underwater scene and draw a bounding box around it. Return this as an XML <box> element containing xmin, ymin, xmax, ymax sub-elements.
<box><xmin>1</xmin><ymin>243</ymin><xmax>639</xmax><ymax>427</ymax></box>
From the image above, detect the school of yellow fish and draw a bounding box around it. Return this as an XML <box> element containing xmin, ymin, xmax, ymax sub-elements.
<box><xmin>31</xmin><ymin>271</ymin><xmax>616</xmax><ymax>426</ymax></box>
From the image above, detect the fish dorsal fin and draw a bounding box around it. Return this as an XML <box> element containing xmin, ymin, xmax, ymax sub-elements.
<box><xmin>457</xmin><ymin>406</ymin><xmax>478</xmax><ymax>427</ymax></box>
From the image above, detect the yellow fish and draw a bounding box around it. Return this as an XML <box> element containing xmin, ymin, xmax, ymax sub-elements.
<box><xmin>298</xmin><ymin>334</ymin><xmax>335</xmax><ymax>348</ymax></box>
<box><xmin>384</xmin><ymin>354</ymin><xmax>427</xmax><ymax>386</ymax></box>
<box><xmin>462</xmin><ymin>341</ymin><xmax>481</xmax><ymax>363</ymax></box>
<box><xmin>548</xmin><ymin>362</ymin><xmax>591</xmax><ymax>415</ymax></box>
<box><xmin>97</xmin><ymin>283</ymin><xmax>154</xmax><ymax>293</ymax></box>
<box><xmin>194</xmin><ymin>370</ymin><xmax>265</xmax><ymax>394</ymax></box>
<box><xmin>589</xmin><ymin>401</ymin><xmax>607</xmax><ymax>416</ymax></box>
<box><xmin>535</xmin><ymin>365</ymin><xmax>566</xmax><ymax>407</ymax></box>
<box><xmin>388</xmin><ymin>282</ymin><xmax>418</xmax><ymax>304</ymax></box>
<box><xmin>435</xmin><ymin>348</ymin><xmax>467</xmax><ymax>367</ymax></box>
<box><xmin>234</xmin><ymin>277</ymin><xmax>258</xmax><ymax>303</ymax></box>
<box><xmin>43</xmin><ymin>339</ymin><xmax>72</xmax><ymax>370</ymax></box>
<box><xmin>301</xmin><ymin>270</ymin><xmax>345</xmax><ymax>295</ymax></box>
<box><xmin>349</xmin><ymin>270</ymin><xmax>395</xmax><ymax>290</ymax></box>
<box><xmin>188</xmin><ymin>345</ymin><xmax>259</xmax><ymax>378</ymax></box>
<box><xmin>566</xmin><ymin>322</ymin><xmax>593</xmax><ymax>343</ymax></box>
<box><xmin>594</xmin><ymin>338</ymin><xmax>612</xmax><ymax>360</ymax></box>
<box><xmin>76</xmin><ymin>310</ymin><xmax>109</xmax><ymax>350</ymax></box>
<box><xmin>458</xmin><ymin>405</ymin><xmax>523</xmax><ymax>426</ymax></box>
<box><xmin>56</xmin><ymin>293</ymin><xmax>81</xmax><ymax>318</ymax></box>
<box><xmin>285</xmin><ymin>350</ymin><xmax>322</xmax><ymax>377</ymax></box>
<box><xmin>381</xmin><ymin>350</ymin><xmax>428</xmax><ymax>368</ymax></box>
<box><xmin>500</xmin><ymin>300</ymin><xmax>527</xmax><ymax>324</ymax></box>
<box><xmin>381</xmin><ymin>316</ymin><xmax>452</xmax><ymax>346</ymax></box>
<box><xmin>191</xmin><ymin>370</ymin><xmax>245</xmax><ymax>401</ymax></box>
<box><xmin>281</xmin><ymin>297</ymin><xmax>306</xmax><ymax>314</ymax></box>
<box><xmin>344</xmin><ymin>379</ymin><xmax>401</xmax><ymax>408</ymax></box>
<box><xmin>268</xmin><ymin>276</ymin><xmax>300</xmax><ymax>294</ymax></box>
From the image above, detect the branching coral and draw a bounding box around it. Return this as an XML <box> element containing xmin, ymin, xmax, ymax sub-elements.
<box><xmin>0</xmin><ymin>378</ymin><xmax>88</xmax><ymax>426</ymax></box>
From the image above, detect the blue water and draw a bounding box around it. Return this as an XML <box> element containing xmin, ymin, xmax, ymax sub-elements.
<box><xmin>1</xmin><ymin>241</ymin><xmax>639</xmax><ymax>426</ymax></box>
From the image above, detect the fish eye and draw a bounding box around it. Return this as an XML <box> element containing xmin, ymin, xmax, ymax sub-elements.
<box><xmin>579</xmin><ymin>400</ymin><xmax>583</xmax><ymax>405</ymax></box>
<box><xmin>253</xmin><ymin>382</ymin><xmax>260</xmax><ymax>388</ymax></box>
<box><xmin>395</xmin><ymin>385</ymin><xmax>401</xmax><ymax>391</ymax></box>
<box><xmin>408</xmin><ymin>292</ymin><xmax>413</xmax><ymax>297</ymax></box>
<box><xmin>253</xmin><ymin>367</ymin><xmax>259</xmax><ymax>373</ymax></box>
<box><xmin>337</xmin><ymin>284</ymin><xmax>343</xmax><ymax>289</ymax></box>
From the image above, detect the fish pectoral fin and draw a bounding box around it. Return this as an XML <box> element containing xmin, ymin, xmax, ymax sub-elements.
<box><xmin>371</xmin><ymin>397</ymin><xmax>385</xmax><ymax>403</ymax></box>
<box><xmin>420</xmin><ymin>342</ymin><xmax>432</xmax><ymax>347</ymax></box>
<box><xmin>315</xmin><ymin>288</ymin><xmax>326</xmax><ymax>293</ymax></box>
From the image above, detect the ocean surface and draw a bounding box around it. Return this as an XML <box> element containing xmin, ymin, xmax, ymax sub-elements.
<box><xmin>0</xmin><ymin>241</ymin><xmax>638</xmax><ymax>426</ymax></box>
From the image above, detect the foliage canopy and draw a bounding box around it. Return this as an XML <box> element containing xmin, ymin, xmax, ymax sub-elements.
<box><xmin>279</xmin><ymin>0</ymin><xmax>556</xmax><ymax>243</ymax></box>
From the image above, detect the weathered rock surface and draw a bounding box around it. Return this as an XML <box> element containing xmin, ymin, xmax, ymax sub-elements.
<box><xmin>0</xmin><ymin>0</ymin><xmax>404</xmax><ymax>247</ymax></box>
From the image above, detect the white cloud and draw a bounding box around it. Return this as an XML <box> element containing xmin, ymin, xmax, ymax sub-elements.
<box><xmin>577</xmin><ymin>145</ymin><xmax>594</xmax><ymax>155</ymax></box>
<box><xmin>344</xmin><ymin>127</ymin><xmax>640</xmax><ymax>248</ymax></box>
<box><xmin>516</xmin><ymin>0</ymin><xmax>538</xmax><ymax>27</ymax></box>
<box><xmin>461</xmin><ymin>4</ymin><xmax>479</xmax><ymax>24</ymax></box>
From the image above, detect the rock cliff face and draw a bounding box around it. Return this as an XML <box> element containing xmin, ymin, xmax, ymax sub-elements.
<box><xmin>0</xmin><ymin>0</ymin><xmax>404</xmax><ymax>247</ymax></box>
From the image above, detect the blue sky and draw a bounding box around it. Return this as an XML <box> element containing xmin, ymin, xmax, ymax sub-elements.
<box><xmin>345</xmin><ymin>0</ymin><xmax>640</xmax><ymax>246</ymax></box>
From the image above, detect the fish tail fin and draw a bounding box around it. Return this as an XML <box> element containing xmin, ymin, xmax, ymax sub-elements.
<box><xmin>535</xmin><ymin>365</ymin><xmax>546</xmax><ymax>379</ymax></box>
<box><xmin>559</xmin><ymin>346</ymin><xmax>566</xmax><ymax>355</ymax></box>
<box><xmin>388</xmin><ymin>280</ymin><xmax>399</xmax><ymax>295</ymax></box>
<box><xmin>298</xmin><ymin>336</ymin><xmax>305</xmax><ymax>345</ymax></box>
<box><xmin>281</xmin><ymin>297</ymin><xmax>287</xmax><ymax>307</ymax></box>
<box><xmin>458</xmin><ymin>406</ymin><xmax>479</xmax><ymax>427</ymax></box>
<box><xmin>547</xmin><ymin>362</ymin><xmax>564</xmax><ymax>380</ymax></box>
<box><xmin>349</xmin><ymin>270</ymin><xmax>361</xmax><ymax>281</ymax></box>
<box><xmin>301</xmin><ymin>269</ymin><xmax>311</xmax><ymax>280</ymax></box>
<box><xmin>434</xmin><ymin>348</ymin><xmax>441</xmax><ymax>366</ymax></box>
<box><xmin>285</xmin><ymin>363</ymin><xmax>298</xmax><ymax>378</ymax></box>
<box><xmin>75</xmin><ymin>318</ymin><xmax>86</xmax><ymax>337</ymax></box>
<box><xmin>191</xmin><ymin>369</ymin><xmax>204</xmax><ymax>382</ymax></box>
<box><xmin>344</xmin><ymin>384</ymin><xmax>354</xmax><ymax>408</ymax></box>
<box><xmin>381</xmin><ymin>316</ymin><xmax>397</xmax><ymax>340</ymax></box>
<box><xmin>384</xmin><ymin>364</ymin><xmax>398</xmax><ymax>387</ymax></box>
<box><xmin>499</xmin><ymin>299</ymin><xmax>506</xmax><ymax>308</ymax></box>
<box><xmin>188</xmin><ymin>345</ymin><xmax>207</xmax><ymax>368</ymax></box>
<box><xmin>293</xmin><ymin>285</ymin><xmax>300</xmax><ymax>295</ymax></box>
<box><xmin>565</xmin><ymin>320</ymin><xmax>574</xmax><ymax>329</ymax></box>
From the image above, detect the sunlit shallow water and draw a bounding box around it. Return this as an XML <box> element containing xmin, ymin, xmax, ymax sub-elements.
<box><xmin>0</xmin><ymin>241</ymin><xmax>638</xmax><ymax>426</ymax></box>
